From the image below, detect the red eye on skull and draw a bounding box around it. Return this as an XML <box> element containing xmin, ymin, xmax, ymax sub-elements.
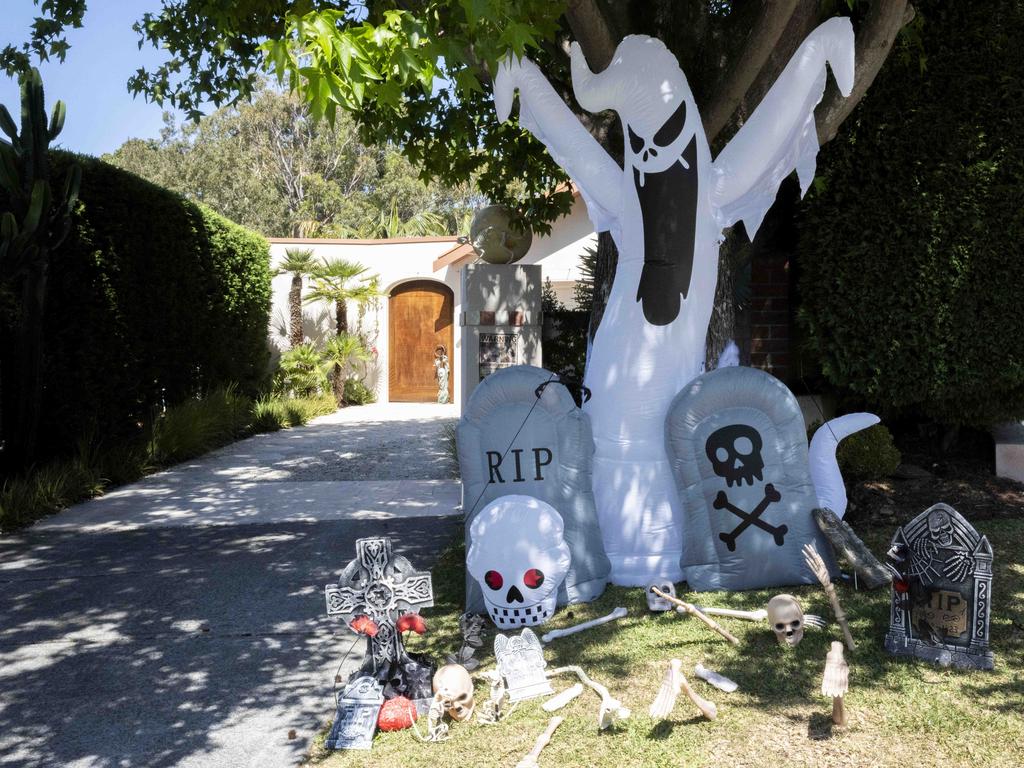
<box><xmin>523</xmin><ymin>568</ymin><xmax>545</xmax><ymax>589</ymax></box>
<box><xmin>484</xmin><ymin>570</ymin><xmax>503</xmax><ymax>590</ymax></box>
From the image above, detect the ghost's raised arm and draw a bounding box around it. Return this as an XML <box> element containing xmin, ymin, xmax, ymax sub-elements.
<box><xmin>710</xmin><ymin>17</ymin><xmax>855</xmax><ymax>238</ymax></box>
<box><xmin>494</xmin><ymin>55</ymin><xmax>622</xmax><ymax>231</ymax></box>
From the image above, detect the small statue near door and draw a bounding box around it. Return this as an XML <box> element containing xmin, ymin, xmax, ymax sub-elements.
<box><xmin>435</xmin><ymin>346</ymin><xmax>450</xmax><ymax>404</ymax></box>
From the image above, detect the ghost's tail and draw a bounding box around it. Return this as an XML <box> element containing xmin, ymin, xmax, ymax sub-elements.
<box><xmin>808</xmin><ymin>413</ymin><xmax>880</xmax><ymax>518</ymax></box>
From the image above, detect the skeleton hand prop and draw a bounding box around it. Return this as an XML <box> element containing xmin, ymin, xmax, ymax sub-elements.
<box><xmin>803</xmin><ymin>543</ymin><xmax>856</xmax><ymax>651</ymax></box>
<box><xmin>821</xmin><ymin>641</ymin><xmax>849</xmax><ymax>726</ymax></box>
<box><xmin>541</xmin><ymin>607</ymin><xmax>627</xmax><ymax>644</ymax></box>
<box><xmin>543</xmin><ymin>683</ymin><xmax>584</xmax><ymax>712</ymax></box>
<box><xmin>694</xmin><ymin>663</ymin><xmax>738</xmax><ymax>693</ymax></box>
<box><xmin>474</xmin><ymin>669</ymin><xmax>514</xmax><ymax>725</ymax></box>
<box><xmin>649</xmin><ymin>659</ymin><xmax>718</xmax><ymax>721</ymax></box>
<box><xmin>515</xmin><ymin>716</ymin><xmax>564</xmax><ymax>768</ymax></box>
<box><xmin>548</xmin><ymin>665</ymin><xmax>630</xmax><ymax>730</ymax></box>
<box><xmin>650</xmin><ymin>587</ymin><xmax>740</xmax><ymax>645</ymax></box>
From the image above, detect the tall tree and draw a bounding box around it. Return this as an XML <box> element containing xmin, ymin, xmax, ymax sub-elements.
<box><xmin>10</xmin><ymin>2</ymin><xmax>914</xmax><ymax>349</ymax></box>
<box><xmin>305</xmin><ymin>257</ymin><xmax>380</xmax><ymax>336</ymax></box>
<box><xmin>276</xmin><ymin>247</ymin><xmax>314</xmax><ymax>348</ymax></box>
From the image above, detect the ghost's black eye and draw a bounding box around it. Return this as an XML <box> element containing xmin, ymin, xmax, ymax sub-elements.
<box><xmin>627</xmin><ymin>123</ymin><xmax>645</xmax><ymax>154</ymax></box>
<box><xmin>653</xmin><ymin>98</ymin><xmax>687</xmax><ymax>147</ymax></box>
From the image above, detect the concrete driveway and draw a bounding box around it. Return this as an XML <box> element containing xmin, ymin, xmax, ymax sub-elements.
<box><xmin>0</xmin><ymin>403</ymin><xmax>462</xmax><ymax>767</ymax></box>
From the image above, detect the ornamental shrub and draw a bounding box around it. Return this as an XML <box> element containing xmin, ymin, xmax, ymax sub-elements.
<box><xmin>797</xmin><ymin>0</ymin><xmax>1024</xmax><ymax>427</ymax></box>
<box><xmin>809</xmin><ymin>422</ymin><xmax>901</xmax><ymax>482</ymax></box>
<box><xmin>1</xmin><ymin>151</ymin><xmax>271</xmax><ymax>465</ymax></box>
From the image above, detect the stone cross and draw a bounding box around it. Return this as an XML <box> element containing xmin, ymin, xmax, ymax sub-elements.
<box><xmin>325</xmin><ymin>536</ymin><xmax>434</xmax><ymax>674</ymax></box>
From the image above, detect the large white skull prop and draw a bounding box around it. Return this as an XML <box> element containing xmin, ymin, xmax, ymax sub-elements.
<box><xmin>766</xmin><ymin>593</ymin><xmax>805</xmax><ymax>647</ymax></box>
<box><xmin>432</xmin><ymin>664</ymin><xmax>475</xmax><ymax>722</ymax></box>
<box><xmin>467</xmin><ymin>495</ymin><xmax>571</xmax><ymax>629</ymax></box>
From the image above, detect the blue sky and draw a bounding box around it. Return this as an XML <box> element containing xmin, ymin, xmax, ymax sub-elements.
<box><xmin>0</xmin><ymin>1</ymin><xmax>183</xmax><ymax>157</ymax></box>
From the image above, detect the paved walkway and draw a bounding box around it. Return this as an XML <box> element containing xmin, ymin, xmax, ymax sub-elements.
<box><xmin>0</xmin><ymin>403</ymin><xmax>463</xmax><ymax>767</ymax></box>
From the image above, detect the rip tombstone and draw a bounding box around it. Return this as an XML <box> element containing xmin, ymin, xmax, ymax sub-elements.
<box><xmin>885</xmin><ymin>503</ymin><xmax>994</xmax><ymax>670</ymax></box>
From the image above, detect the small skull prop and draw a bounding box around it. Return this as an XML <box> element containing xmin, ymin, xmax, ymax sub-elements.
<box><xmin>467</xmin><ymin>495</ymin><xmax>571</xmax><ymax>630</ymax></box>
<box><xmin>766</xmin><ymin>593</ymin><xmax>805</xmax><ymax>647</ymax></box>
<box><xmin>706</xmin><ymin>424</ymin><xmax>765</xmax><ymax>487</ymax></box>
<box><xmin>432</xmin><ymin>664</ymin><xmax>475</xmax><ymax>722</ymax></box>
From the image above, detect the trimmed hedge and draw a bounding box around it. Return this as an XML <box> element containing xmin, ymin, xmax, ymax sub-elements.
<box><xmin>797</xmin><ymin>0</ymin><xmax>1024</xmax><ymax>427</ymax></box>
<box><xmin>2</xmin><ymin>152</ymin><xmax>271</xmax><ymax>463</ymax></box>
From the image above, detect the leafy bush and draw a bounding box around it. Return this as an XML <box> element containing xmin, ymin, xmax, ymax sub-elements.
<box><xmin>342</xmin><ymin>378</ymin><xmax>377</xmax><ymax>405</ymax></box>
<box><xmin>809</xmin><ymin>421</ymin><xmax>901</xmax><ymax>482</ymax></box>
<box><xmin>797</xmin><ymin>0</ymin><xmax>1024</xmax><ymax>427</ymax></box>
<box><xmin>0</xmin><ymin>151</ymin><xmax>271</xmax><ymax>468</ymax></box>
<box><xmin>150</xmin><ymin>385</ymin><xmax>253</xmax><ymax>464</ymax></box>
<box><xmin>277</xmin><ymin>343</ymin><xmax>329</xmax><ymax>397</ymax></box>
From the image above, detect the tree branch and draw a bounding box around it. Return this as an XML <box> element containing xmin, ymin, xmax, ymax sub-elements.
<box><xmin>815</xmin><ymin>1</ymin><xmax>915</xmax><ymax>145</ymax></box>
<box><xmin>564</xmin><ymin>0</ymin><xmax>618</xmax><ymax>72</ymax></box>
<box><xmin>703</xmin><ymin>0</ymin><xmax>800</xmax><ymax>144</ymax></box>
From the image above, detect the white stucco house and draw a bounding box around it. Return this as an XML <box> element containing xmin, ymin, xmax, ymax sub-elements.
<box><xmin>268</xmin><ymin>193</ymin><xmax>595</xmax><ymax>411</ymax></box>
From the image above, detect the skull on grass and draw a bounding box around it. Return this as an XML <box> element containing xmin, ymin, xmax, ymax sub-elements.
<box><xmin>432</xmin><ymin>664</ymin><xmax>475</xmax><ymax>722</ymax></box>
<box><xmin>467</xmin><ymin>495</ymin><xmax>571</xmax><ymax>630</ymax></box>
<box><xmin>766</xmin><ymin>593</ymin><xmax>804</xmax><ymax>647</ymax></box>
<box><xmin>706</xmin><ymin>424</ymin><xmax>765</xmax><ymax>487</ymax></box>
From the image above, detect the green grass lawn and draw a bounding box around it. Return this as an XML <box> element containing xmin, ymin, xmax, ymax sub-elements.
<box><xmin>307</xmin><ymin>519</ymin><xmax>1024</xmax><ymax>768</ymax></box>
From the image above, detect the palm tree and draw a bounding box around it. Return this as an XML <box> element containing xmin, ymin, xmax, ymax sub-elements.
<box><xmin>338</xmin><ymin>199</ymin><xmax>449</xmax><ymax>239</ymax></box>
<box><xmin>276</xmin><ymin>247</ymin><xmax>315</xmax><ymax>348</ymax></box>
<box><xmin>305</xmin><ymin>257</ymin><xmax>380</xmax><ymax>336</ymax></box>
<box><xmin>322</xmin><ymin>332</ymin><xmax>372</xmax><ymax>405</ymax></box>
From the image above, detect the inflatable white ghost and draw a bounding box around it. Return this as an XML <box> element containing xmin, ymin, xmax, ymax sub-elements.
<box><xmin>494</xmin><ymin>18</ymin><xmax>855</xmax><ymax>585</ymax></box>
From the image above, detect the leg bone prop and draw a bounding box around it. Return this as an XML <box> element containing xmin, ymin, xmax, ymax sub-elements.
<box><xmin>543</xmin><ymin>683</ymin><xmax>584</xmax><ymax>712</ymax></box>
<box><xmin>821</xmin><ymin>641</ymin><xmax>849</xmax><ymax>727</ymax></box>
<box><xmin>541</xmin><ymin>607</ymin><xmax>627</xmax><ymax>644</ymax></box>
<box><xmin>694</xmin><ymin>663</ymin><xmax>738</xmax><ymax>693</ymax></box>
<box><xmin>803</xmin><ymin>544</ymin><xmax>856</xmax><ymax>651</ymax></box>
<box><xmin>650</xmin><ymin>587</ymin><xmax>740</xmax><ymax>645</ymax></box>
<box><xmin>515</xmin><ymin>716</ymin><xmax>564</xmax><ymax>768</ymax></box>
<box><xmin>547</xmin><ymin>665</ymin><xmax>631</xmax><ymax>729</ymax></box>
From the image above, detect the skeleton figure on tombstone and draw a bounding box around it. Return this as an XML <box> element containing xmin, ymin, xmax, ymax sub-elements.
<box><xmin>325</xmin><ymin>537</ymin><xmax>436</xmax><ymax>700</ymax></box>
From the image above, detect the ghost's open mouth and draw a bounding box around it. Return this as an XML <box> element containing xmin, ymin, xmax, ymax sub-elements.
<box><xmin>634</xmin><ymin>134</ymin><xmax>699</xmax><ymax>326</ymax></box>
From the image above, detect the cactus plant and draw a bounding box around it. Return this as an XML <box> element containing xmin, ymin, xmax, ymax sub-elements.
<box><xmin>0</xmin><ymin>67</ymin><xmax>80</xmax><ymax>467</ymax></box>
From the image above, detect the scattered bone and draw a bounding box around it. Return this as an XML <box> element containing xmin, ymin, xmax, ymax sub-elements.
<box><xmin>515</xmin><ymin>716</ymin><xmax>564</xmax><ymax>768</ymax></box>
<box><xmin>543</xmin><ymin>683</ymin><xmax>584</xmax><ymax>712</ymax></box>
<box><xmin>650</xmin><ymin>587</ymin><xmax>740</xmax><ymax>645</ymax></box>
<box><xmin>541</xmin><ymin>607</ymin><xmax>627</xmax><ymax>644</ymax></box>
<box><xmin>821</xmin><ymin>641</ymin><xmax>850</xmax><ymax>726</ymax></box>
<box><xmin>547</xmin><ymin>665</ymin><xmax>630</xmax><ymax>729</ymax></box>
<box><xmin>691</xmin><ymin>604</ymin><xmax>827</xmax><ymax>628</ymax></box>
<box><xmin>694</xmin><ymin>663</ymin><xmax>738</xmax><ymax>693</ymax></box>
<box><xmin>649</xmin><ymin>659</ymin><xmax>718</xmax><ymax>721</ymax></box>
<box><xmin>803</xmin><ymin>544</ymin><xmax>856</xmax><ymax>651</ymax></box>
<box><xmin>475</xmin><ymin>669</ymin><xmax>516</xmax><ymax>725</ymax></box>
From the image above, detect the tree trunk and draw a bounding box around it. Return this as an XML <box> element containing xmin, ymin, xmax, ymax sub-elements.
<box><xmin>705</xmin><ymin>232</ymin><xmax>739</xmax><ymax>371</ymax></box>
<box><xmin>289</xmin><ymin>274</ymin><xmax>304</xmax><ymax>347</ymax></box>
<box><xmin>336</xmin><ymin>300</ymin><xmax>348</xmax><ymax>335</ymax></box>
<box><xmin>333</xmin><ymin>362</ymin><xmax>345</xmax><ymax>407</ymax></box>
<box><xmin>587</xmin><ymin>231</ymin><xmax>618</xmax><ymax>345</ymax></box>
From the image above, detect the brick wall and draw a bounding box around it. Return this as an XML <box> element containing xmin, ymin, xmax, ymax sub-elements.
<box><xmin>749</xmin><ymin>250</ymin><xmax>792</xmax><ymax>382</ymax></box>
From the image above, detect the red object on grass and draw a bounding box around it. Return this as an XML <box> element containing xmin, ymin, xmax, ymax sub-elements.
<box><xmin>396</xmin><ymin>613</ymin><xmax>427</xmax><ymax>635</ymax></box>
<box><xmin>377</xmin><ymin>696</ymin><xmax>418</xmax><ymax>731</ymax></box>
<box><xmin>350</xmin><ymin>615</ymin><xmax>379</xmax><ymax>637</ymax></box>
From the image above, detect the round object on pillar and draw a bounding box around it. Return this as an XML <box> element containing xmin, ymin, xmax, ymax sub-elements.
<box><xmin>469</xmin><ymin>205</ymin><xmax>533</xmax><ymax>264</ymax></box>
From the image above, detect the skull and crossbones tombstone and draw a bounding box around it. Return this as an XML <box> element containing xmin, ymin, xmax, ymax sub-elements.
<box><xmin>325</xmin><ymin>537</ymin><xmax>435</xmax><ymax>698</ymax></box>
<box><xmin>665</xmin><ymin>365</ymin><xmax>839</xmax><ymax>591</ymax></box>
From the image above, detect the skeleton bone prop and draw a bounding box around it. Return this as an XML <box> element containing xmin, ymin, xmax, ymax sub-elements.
<box><xmin>543</xmin><ymin>683</ymin><xmax>584</xmax><ymax>712</ymax></box>
<box><xmin>694</xmin><ymin>663</ymin><xmax>738</xmax><ymax>693</ymax></box>
<box><xmin>432</xmin><ymin>664</ymin><xmax>475</xmax><ymax>722</ymax></box>
<box><xmin>474</xmin><ymin>669</ymin><xmax>515</xmax><ymax>725</ymax></box>
<box><xmin>541</xmin><ymin>606</ymin><xmax>627</xmax><ymax>644</ymax></box>
<box><xmin>821</xmin><ymin>641</ymin><xmax>849</xmax><ymax>726</ymax></box>
<box><xmin>412</xmin><ymin>695</ymin><xmax>450</xmax><ymax>743</ymax></box>
<box><xmin>515</xmin><ymin>716</ymin><xmax>564</xmax><ymax>768</ymax></box>
<box><xmin>804</xmin><ymin>544</ymin><xmax>856</xmax><ymax>651</ymax></box>
<box><xmin>650</xmin><ymin>586</ymin><xmax>740</xmax><ymax>645</ymax></box>
<box><xmin>494</xmin><ymin>19</ymin><xmax>855</xmax><ymax>585</ymax></box>
<box><xmin>649</xmin><ymin>659</ymin><xmax>718</xmax><ymax>721</ymax></box>
<box><xmin>547</xmin><ymin>665</ymin><xmax>630</xmax><ymax>729</ymax></box>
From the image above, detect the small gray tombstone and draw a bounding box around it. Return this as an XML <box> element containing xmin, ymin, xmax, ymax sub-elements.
<box><xmin>459</xmin><ymin>365</ymin><xmax>610</xmax><ymax>612</ymax></box>
<box><xmin>325</xmin><ymin>676</ymin><xmax>384</xmax><ymax>750</ymax></box>
<box><xmin>885</xmin><ymin>503</ymin><xmax>994</xmax><ymax>670</ymax></box>
<box><xmin>494</xmin><ymin>628</ymin><xmax>553</xmax><ymax>702</ymax></box>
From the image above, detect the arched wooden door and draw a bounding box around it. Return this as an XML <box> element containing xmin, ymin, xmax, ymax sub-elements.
<box><xmin>389</xmin><ymin>280</ymin><xmax>454</xmax><ymax>402</ymax></box>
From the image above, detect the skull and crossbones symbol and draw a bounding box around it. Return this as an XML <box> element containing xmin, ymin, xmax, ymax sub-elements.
<box><xmin>706</xmin><ymin>424</ymin><xmax>788</xmax><ymax>551</ymax></box>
